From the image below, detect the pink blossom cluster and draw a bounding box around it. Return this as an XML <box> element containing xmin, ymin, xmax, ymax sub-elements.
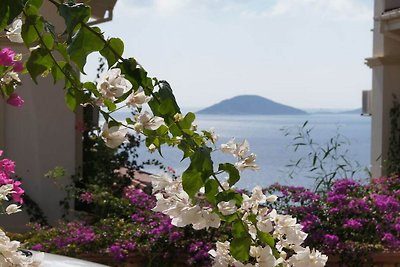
<box><xmin>0</xmin><ymin>48</ymin><xmax>23</xmax><ymax>72</ymax></box>
<box><xmin>0</xmin><ymin>150</ymin><xmax>24</xmax><ymax>203</ymax></box>
<box><xmin>0</xmin><ymin>47</ymin><xmax>24</xmax><ymax>107</ymax></box>
<box><xmin>266</xmin><ymin>176</ymin><xmax>400</xmax><ymax>257</ymax></box>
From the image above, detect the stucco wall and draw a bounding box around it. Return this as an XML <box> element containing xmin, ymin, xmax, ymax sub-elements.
<box><xmin>0</xmin><ymin>1</ymin><xmax>81</xmax><ymax>231</ymax></box>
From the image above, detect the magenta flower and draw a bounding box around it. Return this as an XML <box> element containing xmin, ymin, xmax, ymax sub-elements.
<box><xmin>0</xmin><ymin>48</ymin><xmax>15</xmax><ymax>66</ymax></box>
<box><xmin>6</xmin><ymin>93</ymin><xmax>24</xmax><ymax>107</ymax></box>
<box><xmin>79</xmin><ymin>192</ymin><xmax>93</xmax><ymax>203</ymax></box>
<box><xmin>0</xmin><ymin>159</ymin><xmax>15</xmax><ymax>174</ymax></box>
<box><xmin>343</xmin><ymin>219</ymin><xmax>363</xmax><ymax>230</ymax></box>
<box><xmin>0</xmin><ymin>153</ymin><xmax>24</xmax><ymax>203</ymax></box>
<box><xmin>324</xmin><ymin>234</ymin><xmax>339</xmax><ymax>247</ymax></box>
<box><xmin>12</xmin><ymin>61</ymin><xmax>24</xmax><ymax>72</ymax></box>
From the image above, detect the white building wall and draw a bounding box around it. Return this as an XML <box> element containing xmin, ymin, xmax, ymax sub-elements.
<box><xmin>0</xmin><ymin>2</ymin><xmax>81</xmax><ymax>231</ymax></box>
<box><xmin>369</xmin><ymin>0</ymin><xmax>400</xmax><ymax>177</ymax></box>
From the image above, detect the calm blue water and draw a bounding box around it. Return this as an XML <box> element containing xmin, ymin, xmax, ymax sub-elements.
<box><xmin>107</xmin><ymin>113</ymin><xmax>371</xmax><ymax>190</ymax></box>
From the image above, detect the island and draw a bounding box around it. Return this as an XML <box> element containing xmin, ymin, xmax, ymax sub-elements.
<box><xmin>197</xmin><ymin>95</ymin><xmax>307</xmax><ymax>115</ymax></box>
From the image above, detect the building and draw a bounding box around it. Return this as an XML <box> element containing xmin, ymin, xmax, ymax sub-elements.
<box><xmin>367</xmin><ymin>0</ymin><xmax>400</xmax><ymax>177</ymax></box>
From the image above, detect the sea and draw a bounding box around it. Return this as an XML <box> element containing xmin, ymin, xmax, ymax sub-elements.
<box><xmin>105</xmin><ymin>112</ymin><xmax>372</xmax><ymax>190</ymax></box>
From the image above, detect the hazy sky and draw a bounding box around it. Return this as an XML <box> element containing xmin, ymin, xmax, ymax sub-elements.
<box><xmin>86</xmin><ymin>0</ymin><xmax>374</xmax><ymax>110</ymax></box>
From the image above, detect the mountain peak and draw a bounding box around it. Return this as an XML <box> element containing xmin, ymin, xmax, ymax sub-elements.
<box><xmin>198</xmin><ymin>95</ymin><xmax>307</xmax><ymax>115</ymax></box>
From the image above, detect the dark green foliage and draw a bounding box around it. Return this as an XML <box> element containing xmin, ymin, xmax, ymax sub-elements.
<box><xmin>387</xmin><ymin>95</ymin><xmax>400</xmax><ymax>175</ymax></box>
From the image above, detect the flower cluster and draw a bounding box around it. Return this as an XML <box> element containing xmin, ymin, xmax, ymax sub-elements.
<box><xmin>25</xmin><ymin>221</ymin><xmax>99</xmax><ymax>256</ymax></box>
<box><xmin>0</xmin><ymin>150</ymin><xmax>24</xmax><ymax>210</ymax></box>
<box><xmin>23</xmin><ymin>185</ymin><xmax>224</xmax><ymax>266</ymax></box>
<box><xmin>96</xmin><ymin>68</ymin><xmax>164</xmax><ymax>148</ymax></box>
<box><xmin>221</xmin><ymin>139</ymin><xmax>259</xmax><ymax>171</ymax></box>
<box><xmin>0</xmin><ymin>151</ymin><xmax>44</xmax><ymax>266</ymax></box>
<box><xmin>265</xmin><ymin>176</ymin><xmax>400</xmax><ymax>258</ymax></box>
<box><xmin>0</xmin><ymin>229</ymin><xmax>43</xmax><ymax>266</ymax></box>
<box><xmin>0</xmin><ymin>47</ymin><xmax>24</xmax><ymax>107</ymax></box>
<box><xmin>152</xmin><ymin>173</ymin><xmax>328</xmax><ymax>267</ymax></box>
<box><xmin>152</xmin><ymin>174</ymin><xmax>221</xmax><ymax>230</ymax></box>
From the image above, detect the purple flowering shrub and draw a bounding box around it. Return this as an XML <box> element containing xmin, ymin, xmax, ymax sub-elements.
<box><xmin>21</xmin><ymin>186</ymin><xmax>227</xmax><ymax>266</ymax></box>
<box><xmin>265</xmin><ymin>176</ymin><xmax>400</xmax><ymax>256</ymax></box>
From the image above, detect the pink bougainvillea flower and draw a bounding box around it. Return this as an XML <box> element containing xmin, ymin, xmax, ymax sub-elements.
<box><xmin>6</xmin><ymin>93</ymin><xmax>24</xmax><ymax>107</ymax></box>
<box><xmin>0</xmin><ymin>48</ymin><xmax>15</xmax><ymax>66</ymax></box>
<box><xmin>12</xmin><ymin>61</ymin><xmax>24</xmax><ymax>72</ymax></box>
<box><xmin>80</xmin><ymin>192</ymin><xmax>93</xmax><ymax>203</ymax></box>
<box><xmin>12</xmin><ymin>181</ymin><xmax>24</xmax><ymax>204</ymax></box>
<box><xmin>0</xmin><ymin>159</ymin><xmax>16</xmax><ymax>174</ymax></box>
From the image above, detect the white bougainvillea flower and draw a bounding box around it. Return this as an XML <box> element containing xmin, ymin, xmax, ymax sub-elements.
<box><xmin>5</xmin><ymin>204</ymin><xmax>21</xmax><ymax>215</ymax></box>
<box><xmin>255</xmin><ymin>207</ymin><xmax>274</xmax><ymax>233</ymax></box>
<box><xmin>220</xmin><ymin>139</ymin><xmax>249</xmax><ymax>158</ymax></box>
<box><xmin>152</xmin><ymin>177</ymin><xmax>221</xmax><ymax>230</ymax></box>
<box><xmin>126</xmin><ymin>87</ymin><xmax>152</xmax><ymax>108</ymax></box>
<box><xmin>134</xmin><ymin>111</ymin><xmax>165</xmax><ymax>132</ymax></box>
<box><xmin>173</xmin><ymin>113</ymin><xmax>184</xmax><ymax>122</ymax></box>
<box><xmin>151</xmin><ymin>173</ymin><xmax>173</xmax><ymax>193</ymax></box>
<box><xmin>258</xmin><ymin>245</ymin><xmax>283</xmax><ymax>267</ymax></box>
<box><xmin>235</xmin><ymin>139</ymin><xmax>250</xmax><ymax>158</ymax></box>
<box><xmin>101</xmin><ymin>124</ymin><xmax>128</xmax><ymax>148</ymax></box>
<box><xmin>6</xmin><ymin>19</ymin><xmax>23</xmax><ymax>43</ymax></box>
<box><xmin>1</xmin><ymin>71</ymin><xmax>21</xmax><ymax>85</ymax></box>
<box><xmin>217</xmin><ymin>200</ymin><xmax>237</xmax><ymax>216</ymax></box>
<box><xmin>97</xmin><ymin>68</ymin><xmax>132</xmax><ymax>100</ymax></box>
<box><xmin>220</xmin><ymin>138</ymin><xmax>237</xmax><ymax>155</ymax></box>
<box><xmin>209</xmin><ymin>128</ymin><xmax>219</xmax><ymax>143</ymax></box>
<box><xmin>208</xmin><ymin>241</ymin><xmax>234</xmax><ymax>267</ymax></box>
<box><xmin>266</xmin><ymin>194</ymin><xmax>278</xmax><ymax>203</ymax></box>
<box><xmin>0</xmin><ymin>184</ymin><xmax>13</xmax><ymax>201</ymax></box>
<box><xmin>288</xmin><ymin>247</ymin><xmax>328</xmax><ymax>267</ymax></box>
<box><xmin>273</xmin><ymin>214</ymin><xmax>308</xmax><ymax>248</ymax></box>
<box><xmin>0</xmin><ymin>229</ymin><xmax>43</xmax><ymax>265</ymax></box>
<box><xmin>148</xmin><ymin>144</ymin><xmax>156</xmax><ymax>152</ymax></box>
<box><xmin>235</xmin><ymin>153</ymin><xmax>259</xmax><ymax>171</ymax></box>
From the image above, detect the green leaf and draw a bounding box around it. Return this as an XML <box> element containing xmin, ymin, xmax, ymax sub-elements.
<box><xmin>67</xmin><ymin>26</ymin><xmax>105</xmax><ymax>73</ymax></box>
<box><xmin>216</xmin><ymin>190</ymin><xmax>243</xmax><ymax>205</ymax></box>
<box><xmin>103</xmin><ymin>99</ymin><xmax>117</xmax><ymax>112</ymax></box>
<box><xmin>155</xmin><ymin>125</ymin><xmax>169</xmax><ymax>135</ymax></box>
<box><xmin>204</xmin><ymin>179</ymin><xmax>219</xmax><ymax>205</ymax></box>
<box><xmin>182</xmin><ymin>147</ymin><xmax>213</xmax><ymax>199</ymax></box>
<box><xmin>44</xmin><ymin>21</ymin><xmax>56</xmax><ymax>38</ymax></box>
<box><xmin>62</xmin><ymin>63</ymin><xmax>81</xmax><ymax>89</ymax></box>
<box><xmin>42</xmin><ymin>32</ymin><xmax>54</xmax><ymax>49</ymax></box>
<box><xmin>219</xmin><ymin>163</ymin><xmax>240</xmax><ymax>187</ymax></box>
<box><xmin>58</xmin><ymin>3</ymin><xmax>90</xmax><ymax>40</ymax></box>
<box><xmin>169</xmin><ymin>123</ymin><xmax>182</xmax><ymax>137</ymax></box>
<box><xmin>178</xmin><ymin>141</ymin><xmax>194</xmax><ymax>159</ymax></box>
<box><xmin>257</xmin><ymin>231</ymin><xmax>275</xmax><ymax>248</ymax></box>
<box><xmin>51</xmin><ymin>61</ymin><xmax>66</xmax><ymax>83</ymax></box>
<box><xmin>83</xmin><ymin>81</ymin><xmax>99</xmax><ymax>96</ymax></box>
<box><xmin>65</xmin><ymin>88</ymin><xmax>77</xmax><ymax>111</ymax></box>
<box><xmin>26</xmin><ymin>47</ymin><xmax>53</xmax><ymax>83</ymax></box>
<box><xmin>24</xmin><ymin>0</ymin><xmax>43</xmax><ymax>16</ymax></box>
<box><xmin>179</xmin><ymin>112</ymin><xmax>195</xmax><ymax>129</ymax></box>
<box><xmin>148</xmin><ymin>82</ymin><xmax>181</xmax><ymax>123</ymax></box>
<box><xmin>0</xmin><ymin>1</ymin><xmax>11</xmax><ymax>32</ymax></box>
<box><xmin>64</xmin><ymin>87</ymin><xmax>86</xmax><ymax>111</ymax></box>
<box><xmin>100</xmin><ymin>37</ymin><xmax>124</xmax><ymax>68</ymax></box>
<box><xmin>232</xmin><ymin>220</ymin><xmax>248</xmax><ymax>238</ymax></box>
<box><xmin>54</xmin><ymin>43</ymin><xmax>69</xmax><ymax>61</ymax></box>
<box><xmin>21</xmin><ymin>15</ymin><xmax>44</xmax><ymax>46</ymax></box>
<box><xmin>230</xmin><ymin>237</ymin><xmax>251</xmax><ymax>262</ymax></box>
